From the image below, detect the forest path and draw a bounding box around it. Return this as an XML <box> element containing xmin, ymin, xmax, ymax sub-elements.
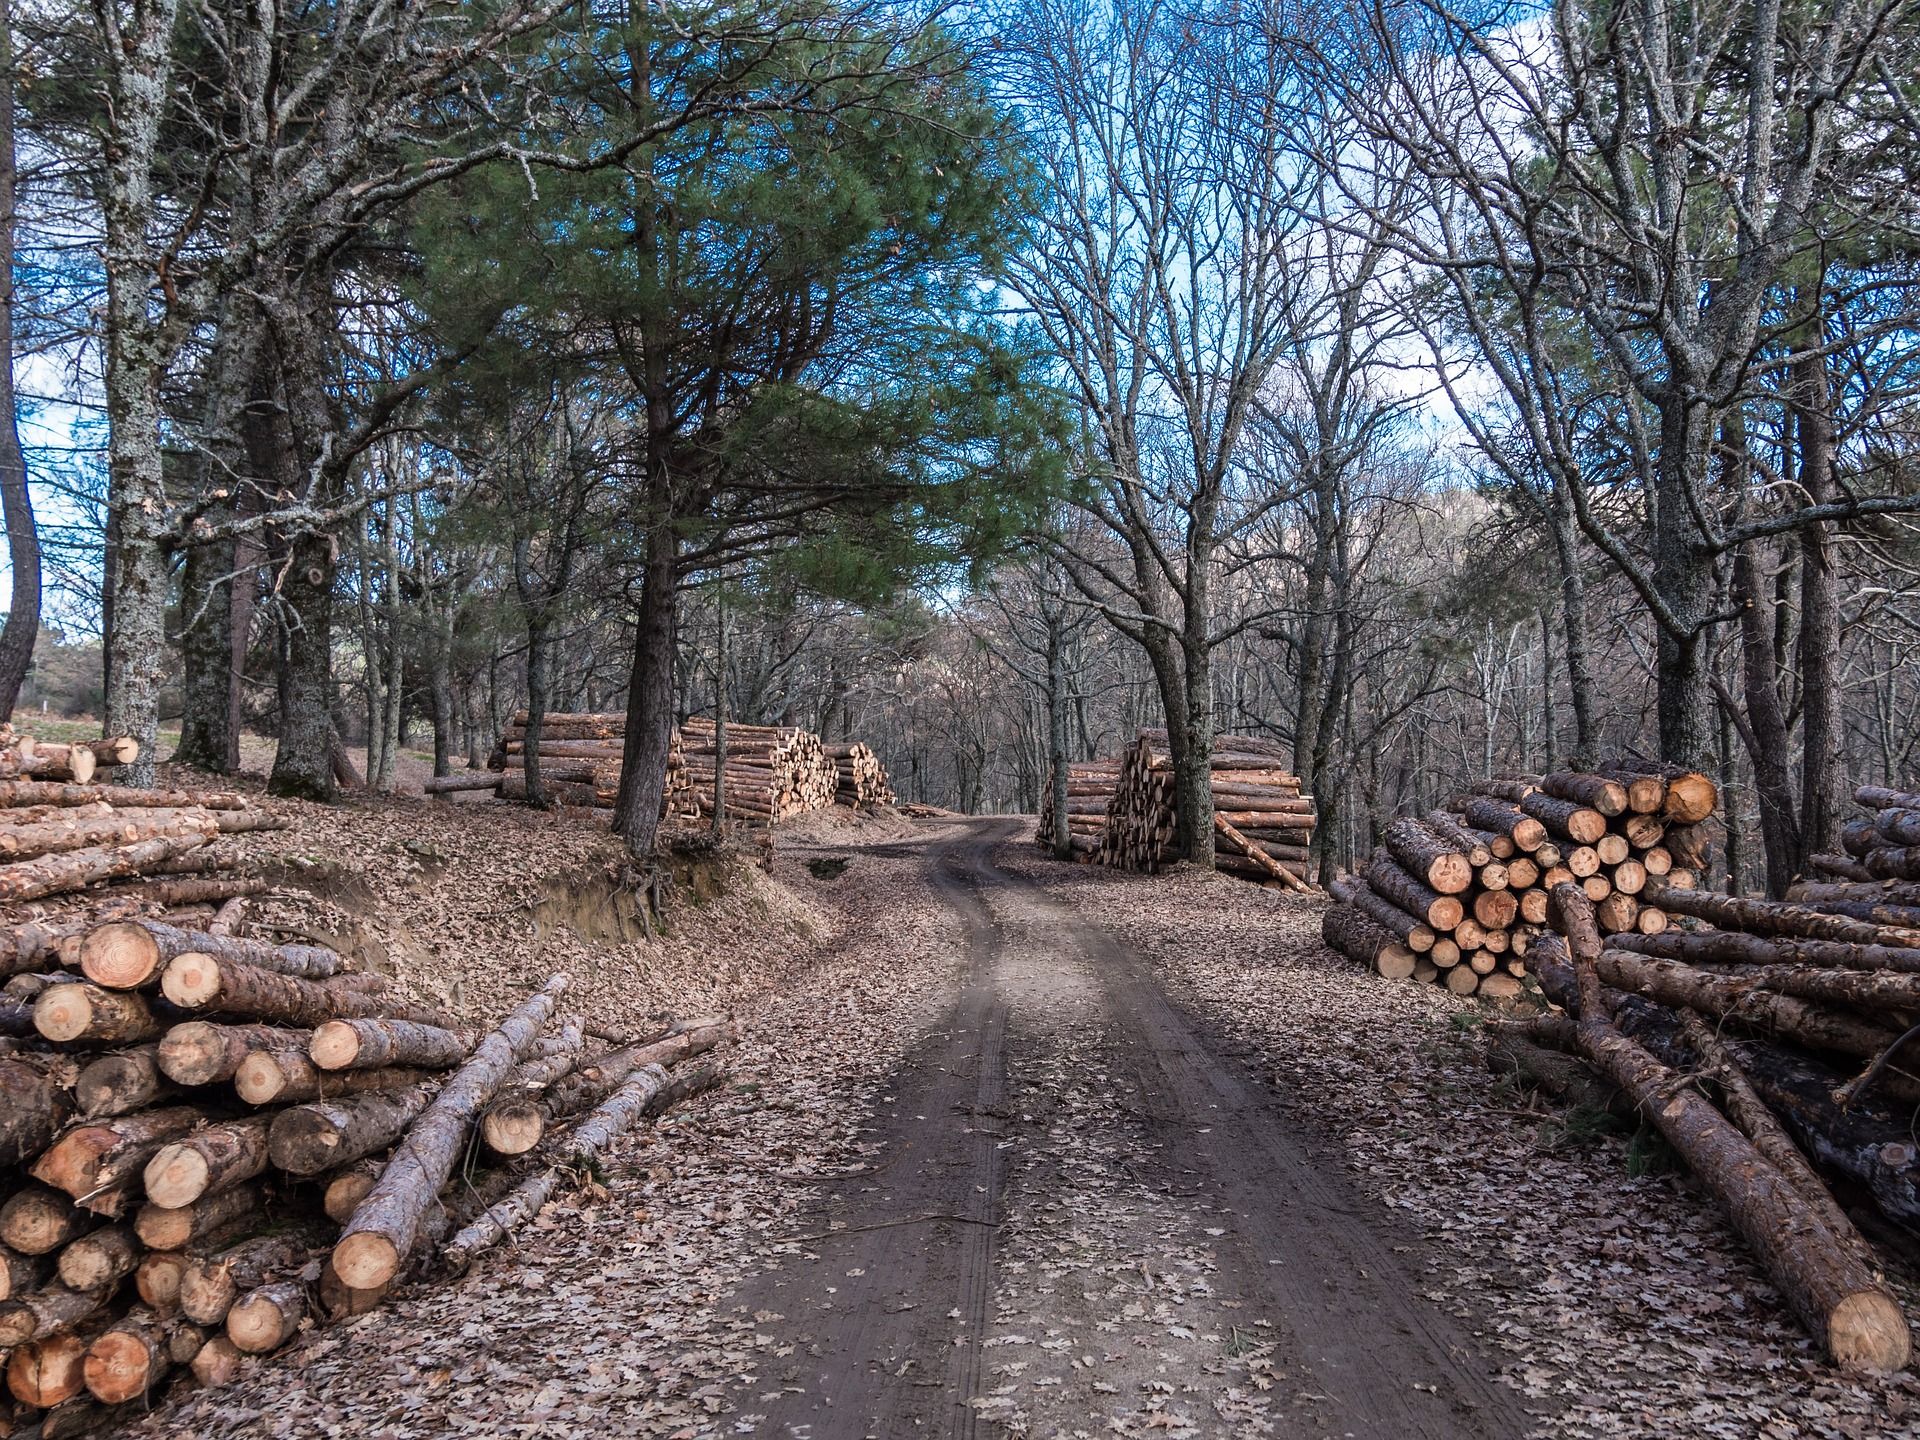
<box><xmin>723</xmin><ymin>818</ymin><xmax>1530</xmax><ymax>1440</ymax></box>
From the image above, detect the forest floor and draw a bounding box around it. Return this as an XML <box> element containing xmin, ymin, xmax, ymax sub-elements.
<box><xmin>122</xmin><ymin>807</ymin><xmax>1920</xmax><ymax>1440</ymax></box>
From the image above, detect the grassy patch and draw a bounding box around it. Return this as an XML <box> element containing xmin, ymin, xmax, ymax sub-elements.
<box><xmin>807</xmin><ymin>856</ymin><xmax>852</xmax><ymax>881</ymax></box>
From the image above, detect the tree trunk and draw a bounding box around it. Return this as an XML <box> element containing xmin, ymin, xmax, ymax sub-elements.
<box><xmin>0</xmin><ymin>0</ymin><xmax>38</xmax><ymax>723</ymax></box>
<box><xmin>613</xmin><ymin>526</ymin><xmax>677</xmax><ymax>856</ymax></box>
<box><xmin>267</xmin><ymin>526</ymin><xmax>337</xmax><ymax>801</ymax></box>
<box><xmin>1732</xmin><ymin>541</ymin><xmax>1801</xmax><ymax>896</ymax></box>
<box><xmin>1047</xmin><ymin>608</ymin><xmax>1071</xmax><ymax>859</ymax></box>
<box><xmin>1796</xmin><ymin>348</ymin><xmax>1842</xmax><ymax>868</ymax></box>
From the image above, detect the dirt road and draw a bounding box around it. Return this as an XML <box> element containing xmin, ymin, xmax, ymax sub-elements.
<box><xmin>726</xmin><ymin>818</ymin><xmax>1530</xmax><ymax>1439</ymax></box>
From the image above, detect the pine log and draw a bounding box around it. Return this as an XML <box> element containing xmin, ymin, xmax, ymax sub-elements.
<box><xmin>1787</xmin><ymin>879</ymin><xmax>1920</xmax><ymax>909</ymax></box>
<box><xmin>1539</xmin><ymin>896</ymin><xmax>1908</xmax><ymax>1371</ymax></box>
<box><xmin>236</xmin><ymin>1047</ymin><xmax>429</xmax><ymax>1106</ymax></box>
<box><xmin>80</xmin><ymin>919</ymin><xmax>345</xmax><ymax>989</ymax></box>
<box><xmin>323</xmin><ymin>1161</ymin><xmax>383</xmax><ymax>1225</ymax></box>
<box><xmin>1457</xmin><ymin>797</ymin><xmax>1547</xmax><ymax>851</ymax></box>
<box><xmin>268</xmin><ymin>1081</ymin><xmax>440</xmax><ymax>1174</ymax></box>
<box><xmin>1863</xmin><ymin>846</ymin><xmax>1920</xmax><ymax>882</ymax></box>
<box><xmin>0</xmin><ymin>1187</ymin><xmax>88</xmax><ymax>1256</ymax></box>
<box><xmin>191</xmin><ymin>1335</ymin><xmax>246</xmax><ymax>1388</ymax></box>
<box><xmin>1540</xmin><ymin>772</ymin><xmax>1628</xmax><ymax>816</ymax></box>
<box><xmin>0</xmin><ymin>1054</ymin><xmax>74</xmax><ymax>1167</ymax></box>
<box><xmin>1583</xmin><ymin>946</ymin><xmax>1900</xmax><ymax>1060</ymax></box>
<box><xmin>180</xmin><ymin>1235</ymin><xmax>308</xmax><ymax>1326</ymax></box>
<box><xmin>135</xmin><ymin>1250</ymin><xmax>188</xmax><ymax>1310</ymax></box>
<box><xmin>422</xmin><ymin>771</ymin><xmax>507</xmax><ymax>794</ymax></box>
<box><xmin>0</xmin><ymin>780</ymin><xmax>249</xmax><ymax>809</ymax></box>
<box><xmin>1321</xmin><ymin>903</ymin><xmax>1393</xmax><ymax>968</ymax></box>
<box><xmin>1364</xmin><ymin>850</ymin><xmax>1463</xmax><ymax>930</ymax></box>
<box><xmin>1610</xmin><ymin>926</ymin><xmax>1920</xmax><ymax>976</ymax></box>
<box><xmin>33</xmin><ymin>983</ymin><xmax>161</xmax><ymax>1046</ymax></box>
<box><xmin>29</xmin><ymin>1107</ymin><xmax>203</xmax><ymax>1214</ymax></box>
<box><xmin>1473</xmin><ymin>889</ymin><xmax>1519</xmax><ymax>930</ymax></box>
<box><xmin>160</xmin><ymin>953</ymin><xmax>455</xmax><ymax>1027</ymax></box>
<box><xmin>6</xmin><ymin>1330</ymin><xmax>90</xmax><ymax>1407</ymax></box>
<box><xmin>474</xmin><ymin>1017</ymin><xmax>588</xmax><ymax>1155</ymax></box>
<box><xmin>1422</xmin><ymin>812</ymin><xmax>1490</xmax><ymax>867</ymax></box>
<box><xmin>1520</xmin><ymin>791</ymin><xmax>1607</xmax><ymax>845</ymax></box>
<box><xmin>142</xmin><ymin>1116</ymin><xmax>273</xmax><ymax>1208</ymax></box>
<box><xmin>1875</xmin><ymin>808</ymin><xmax>1920</xmax><ymax>847</ymax></box>
<box><xmin>1506</xmin><ymin>856</ymin><xmax>1540</xmax><ymax>890</ymax></box>
<box><xmin>225</xmin><ymin>1280</ymin><xmax>304</xmax><ymax>1354</ymax></box>
<box><xmin>133</xmin><ymin>1185</ymin><xmax>260</xmax><ymax>1252</ymax></box>
<box><xmin>0</xmin><ymin>1283</ymin><xmax>104</xmax><ymax>1349</ymax></box>
<box><xmin>82</xmin><ymin>1307</ymin><xmax>196</xmax><ymax>1403</ymax></box>
<box><xmin>1594</xmin><ymin>892</ymin><xmax>1641</xmax><ymax>934</ymax></box>
<box><xmin>1789</xmin><ymin>897</ymin><xmax>1920</xmax><ymax>931</ymax></box>
<box><xmin>75</xmin><ymin>1044</ymin><xmax>171</xmax><ymax>1118</ymax></box>
<box><xmin>0</xmin><ymin>810</ymin><xmax>219</xmax><ymax>864</ymax></box>
<box><xmin>1472</xmin><ymin>778</ymin><xmax>1537</xmax><ymax>804</ymax></box>
<box><xmin>158</xmin><ymin>1021</ymin><xmax>310</xmax><ymax>1087</ymax></box>
<box><xmin>445</xmin><ymin>1061</ymin><xmax>723</xmax><ymax>1273</ymax></box>
<box><xmin>1328</xmin><ymin>875</ymin><xmax>1435</xmax><ymax>951</ymax></box>
<box><xmin>1213</xmin><ymin>816</ymin><xmax>1312</xmax><ymax>892</ymax></box>
<box><xmin>1381</xmin><ymin>817</ymin><xmax>1472</xmax><ymax>894</ymax></box>
<box><xmin>1858</xmin><ymin>785</ymin><xmax>1920</xmax><ymax>812</ymax></box>
<box><xmin>332</xmin><ymin>975</ymin><xmax>568</xmax><ymax>1288</ymax></box>
<box><xmin>308</xmin><ymin>1017</ymin><xmax>471</xmax><ymax>1071</ymax></box>
<box><xmin>481</xmin><ymin>1018</ymin><xmax>723</xmax><ymax>1157</ymax></box>
<box><xmin>55</xmin><ymin>1224</ymin><xmax>138</xmax><ymax>1292</ymax></box>
<box><xmin>0</xmin><ymin>831</ymin><xmax>216</xmax><ymax>904</ymax></box>
<box><xmin>0</xmin><ymin>1247</ymin><xmax>52</xmax><ymax>1303</ymax></box>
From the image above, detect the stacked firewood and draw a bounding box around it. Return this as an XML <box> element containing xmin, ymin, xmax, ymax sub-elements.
<box><xmin>681</xmin><ymin>718</ymin><xmax>838</xmax><ymax>822</ymax></box>
<box><xmin>0</xmin><ymin>734</ymin><xmax>286</xmax><ymax>914</ymax></box>
<box><xmin>825</xmin><ymin>743</ymin><xmax>894</xmax><ymax>809</ymax></box>
<box><xmin>1034</xmin><ymin>731</ymin><xmax>1315</xmax><ymax>891</ymax></box>
<box><xmin>438</xmin><ymin>712</ymin><xmax>891</xmax><ymax>825</ymax></box>
<box><xmin>1500</xmin><ymin>881</ymin><xmax>1920</xmax><ymax>1374</ymax></box>
<box><xmin>1323</xmin><ymin>762</ymin><xmax>1715</xmax><ymax>1000</ymax></box>
<box><xmin>0</xmin><ymin>900</ymin><xmax>734</xmax><ymax>1419</ymax></box>
<box><xmin>1808</xmin><ymin>783</ymin><xmax>1920</xmax><ymax>884</ymax></box>
<box><xmin>1035</xmin><ymin>760</ymin><xmax>1122</xmax><ymax>860</ymax></box>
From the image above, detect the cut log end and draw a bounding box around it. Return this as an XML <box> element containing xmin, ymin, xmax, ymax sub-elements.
<box><xmin>81</xmin><ymin>1332</ymin><xmax>155</xmax><ymax>1405</ymax></box>
<box><xmin>190</xmin><ymin>1336</ymin><xmax>244</xmax><ymax>1388</ymax></box>
<box><xmin>77</xmin><ymin>922</ymin><xmax>162</xmax><ymax>990</ymax></box>
<box><xmin>32</xmin><ymin>988</ymin><xmax>99</xmax><ymax>1045</ymax></box>
<box><xmin>1830</xmin><ymin>1290</ymin><xmax>1911</xmax><ymax>1374</ymax></box>
<box><xmin>234</xmin><ymin>1052</ymin><xmax>294</xmax><ymax>1105</ymax></box>
<box><xmin>480</xmin><ymin>1102</ymin><xmax>545</xmax><ymax>1157</ymax></box>
<box><xmin>142</xmin><ymin>1145</ymin><xmax>212</xmax><ymax>1210</ymax></box>
<box><xmin>308</xmin><ymin>1021</ymin><xmax>363</xmax><ymax>1071</ymax></box>
<box><xmin>159</xmin><ymin>953</ymin><xmax>222</xmax><ymax>1008</ymax></box>
<box><xmin>331</xmin><ymin>1232</ymin><xmax>400</xmax><ymax>1291</ymax></box>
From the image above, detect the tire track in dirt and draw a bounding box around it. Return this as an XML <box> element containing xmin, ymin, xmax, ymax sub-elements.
<box><xmin>723</xmin><ymin>820</ymin><xmax>1013</xmax><ymax>1438</ymax></box>
<box><xmin>721</xmin><ymin>818</ymin><xmax>1528</xmax><ymax>1439</ymax></box>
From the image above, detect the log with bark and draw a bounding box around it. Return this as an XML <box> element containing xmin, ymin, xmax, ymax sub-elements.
<box><xmin>142</xmin><ymin>1116</ymin><xmax>274</xmax><ymax>1208</ymax></box>
<box><xmin>179</xmin><ymin>1235</ymin><xmax>310</xmax><ymax>1327</ymax></box>
<box><xmin>332</xmin><ymin>976</ymin><xmax>567</xmax><ymax>1289</ymax></box>
<box><xmin>308</xmin><ymin>1017</ymin><xmax>472</xmax><ymax>1071</ymax></box>
<box><xmin>160</xmin><ymin>954</ymin><xmax>454</xmax><ymax>1028</ymax></box>
<box><xmin>1537</xmin><ymin>887</ymin><xmax>1909</xmax><ymax>1372</ymax></box>
<box><xmin>80</xmin><ymin>918</ymin><xmax>347</xmax><ymax>988</ymax></box>
<box><xmin>83</xmin><ymin>1307</ymin><xmax>202</xmax><ymax>1404</ymax></box>
<box><xmin>268</xmin><ymin>1081</ymin><xmax>442</xmax><ymax>1175</ymax></box>
<box><xmin>30</xmin><ymin>1107</ymin><xmax>204</xmax><ymax>1215</ymax></box>
<box><xmin>445</xmin><ymin>1060</ymin><xmax>724</xmax><ymax>1273</ymax></box>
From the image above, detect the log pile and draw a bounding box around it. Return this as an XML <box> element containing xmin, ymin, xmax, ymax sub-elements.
<box><xmin>825</xmin><ymin>743</ymin><xmax>895</xmax><ymax>809</ymax></box>
<box><xmin>0</xmin><ymin>884</ymin><xmax>736</xmax><ymax>1420</ymax></box>
<box><xmin>681</xmin><ymin>717</ymin><xmax>838</xmax><ymax>822</ymax></box>
<box><xmin>1035</xmin><ymin>759</ymin><xmax>1122</xmax><ymax>860</ymax></box>
<box><xmin>0</xmin><ymin>734</ymin><xmax>282</xmax><ymax>918</ymax></box>
<box><xmin>1035</xmin><ymin>730</ymin><xmax>1315</xmax><ymax>891</ymax></box>
<box><xmin>1505</xmin><ymin>882</ymin><xmax>1919</xmax><ymax>1373</ymax></box>
<box><xmin>1321</xmin><ymin>761</ymin><xmax>1715</xmax><ymax>1000</ymax></box>
<box><xmin>443</xmin><ymin>711</ymin><xmax>891</xmax><ymax>825</ymax></box>
<box><xmin>1818</xmin><ymin>782</ymin><xmax>1920</xmax><ymax>885</ymax></box>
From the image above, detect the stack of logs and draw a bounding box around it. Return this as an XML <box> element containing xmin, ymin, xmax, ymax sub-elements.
<box><xmin>1035</xmin><ymin>730</ymin><xmax>1315</xmax><ymax>891</ymax></box>
<box><xmin>681</xmin><ymin>718</ymin><xmax>838</xmax><ymax>822</ymax></box>
<box><xmin>1499</xmin><ymin>881</ymin><xmax>1920</xmax><ymax>1373</ymax></box>
<box><xmin>825</xmin><ymin>743</ymin><xmax>895</xmax><ymax>809</ymax></box>
<box><xmin>0</xmin><ymin>734</ymin><xmax>284</xmax><ymax>912</ymax></box>
<box><xmin>0</xmin><ymin>899</ymin><xmax>735</xmax><ymax>1422</ymax></box>
<box><xmin>1322</xmin><ymin>761</ymin><xmax>1715</xmax><ymax>1000</ymax></box>
<box><xmin>433</xmin><ymin>712</ymin><xmax>893</xmax><ymax>825</ymax></box>
<box><xmin>1814</xmin><ymin>783</ymin><xmax>1920</xmax><ymax>885</ymax></box>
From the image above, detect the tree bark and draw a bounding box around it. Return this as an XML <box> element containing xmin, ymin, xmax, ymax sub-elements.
<box><xmin>266</xmin><ymin>1081</ymin><xmax>440</xmax><ymax>1174</ymax></box>
<box><xmin>157</xmin><ymin>1022</ymin><xmax>312</xmax><ymax>1086</ymax></box>
<box><xmin>332</xmin><ymin>974</ymin><xmax>567</xmax><ymax>1287</ymax></box>
<box><xmin>29</xmin><ymin>1107</ymin><xmax>203</xmax><ymax>1214</ymax></box>
<box><xmin>309</xmin><ymin>1018</ymin><xmax>471</xmax><ymax>1071</ymax></box>
<box><xmin>142</xmin><ymin>1116</ymin><xmax>273</xmax><ymax>1207</ymax></box>
<box><xmin>81</xmin><ymin>918</ymin><xmax>344</xmax><ymax>989</ymax></box>
<box><xmin>133</xmin><ymin>1185</ymin><xmax>259</xmax><ymax>1251</ymax></box>
<box><xmin>0</xmin><ymin>0</ymin><xmax>38</xmax><ymax>723</ymax></box>
<box><xmin>159</xmin><ymin>954</ymin><xmax>454</xmax><ymax>1027</ymax></box>
<box><xmin>612</xmin><ymin>525</ymin><xmax>677</xmax><ymax>856</ymax></box>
